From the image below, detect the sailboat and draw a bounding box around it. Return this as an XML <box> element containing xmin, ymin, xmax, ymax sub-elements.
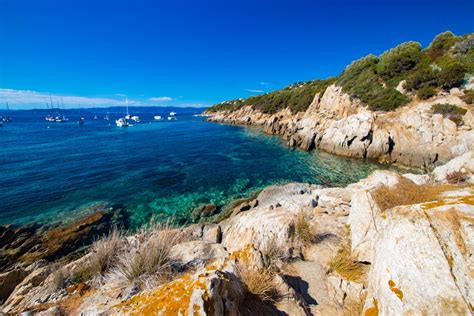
<box><xmin>116</xmin><ymin>97</ymin><xmax>132</xmax><ymax>127</ymax></box>
<box><xmin>104</xmin><ymin>112</ymin><xmax>110</xmax><ymax>121</ymax></box>
<box><xmin>45</xmin><ymin>96</ymin><xmax>56</xmax><ymax>122</ymax></box>
<box><xmin>2</xmin><ymin>101</ymin><xmax>12</xmax><ymax>123</ymax></box>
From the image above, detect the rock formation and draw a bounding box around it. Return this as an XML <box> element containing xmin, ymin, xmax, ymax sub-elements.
<box><xmin>207</xmin><ymin>85</ymin><xmax>474</xmax><ymax>169</ymax></box>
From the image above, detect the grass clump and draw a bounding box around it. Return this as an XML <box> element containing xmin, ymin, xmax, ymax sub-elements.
<box><xmin>432</xmin><ymin>103</ymin><xmax>467</xmax><ymax>126</ymax></box>
<box><xmin>293</xmin><ymin>212</ymin><xmax>316</xmax><ymax>244</ymax></box>
<box><xmin>328</xmin><ymin>242</ymin><xmax>367</xmax><ymax>283</ymax></box>
<box><xmin>261</xmin><ymin>235</ymin><xmax>286</xmax><ymax>269</ymax></box>
<box><xmin>89</xmin><ymin>228</ymin><xmax>123</xmax><ymax>281</ymax></box>
<box><xmin>237</xmin><ymin>264</ymin><xmax>279</xmax><ymax>303</ymax></box>
<box><xmin>71</xmin><ymin>264</ymin><xmax>93</xmax><ymax>284</ymax></box>
<box><xmin>371</xmin><ymin>177</ymin><xmax>454</xmax><ymax>212</ymax></box>
<box><xmin>107</xmin><ymin>221</ymin><xmax>181</xmax><ymax>290</ymax></box>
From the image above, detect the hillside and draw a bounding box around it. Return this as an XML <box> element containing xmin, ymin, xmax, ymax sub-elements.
<box><xmin>206</xmin><ymin>31</ymin><xmax>474</xmax><ymax>169</ymax></box>
<box><xmin>207</xmin><ymin>31</ymin><xmax>473</xmax><ymax>114</ymax></box>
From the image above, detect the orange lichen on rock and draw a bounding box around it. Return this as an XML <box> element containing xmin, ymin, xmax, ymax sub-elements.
<box><xmin>113</xmin><ymin>273</ymin><xmax>208</xmax><ymax>315</ymax></box>
<box><xmin>364</xmin><ymin>298</ymin><xmax>379</xmax><ymax>316</ymax></box>
<box><xmin>388</xmin><ymin>279</ymin><xmax>404</xmax><ymax>301</ymax></box>
<box><xmin>230</xmin><ymin>244</ymin><xmax>255</xmax><ymax>264</ymax></box>
<box><xmin>421</xmin><ymin>194</ymin><xmax>474</xmax><ymax>210</ymax></box>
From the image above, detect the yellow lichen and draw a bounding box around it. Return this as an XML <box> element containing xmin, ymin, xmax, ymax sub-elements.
<box><xmin>388</xmin><ymin>279</ymin><xmax>404</xmax><ymax>301</ymax></box>
<box><xmin>364</xmin><ymin>298</ymin><xmax>379</xmax><ymax>316</ymax></box>
<box><xmin>421</xmin><ymin>194</ymin><xmax>474</xmax><ymax>210</ymax></box>
<box><xmin>230</xmin><ymin>244</ymin><xmax>255</xmax><ymax>264</ymax></box>
<box><xmin>113</xmin><ymin>273</ymin><xmax>208</xmax><ymax>315</ymax></box>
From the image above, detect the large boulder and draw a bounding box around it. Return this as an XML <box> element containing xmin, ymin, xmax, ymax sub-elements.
<box><xmin>111</xmin><ymin>262</ymin><xmax>246</xmax><ymax>315</ymax></box>
<box><xmin>362</xmin><ymin>190</ymin><xmax>474</xmax><ymax>315</ymax></box>
<box><xmin>170</xmin><ymin>240</ymin><xmax>229</xmax><ymax>268</ymax></box>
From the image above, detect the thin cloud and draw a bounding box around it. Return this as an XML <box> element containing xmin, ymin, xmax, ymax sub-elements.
<box><xmin>149</xmin><ymin>96</ymin><xmax>173</xmax><ymax>102</ymax></box>
<box><xmin>114</xmin><ymin>93</ymin><xmax>126</xmax><ymax>97</ymax></box>
<box><xmin>245</xmin><ymin>89</ymin><xmax>264</xmax><ymax>93</ymax></box>
<box><xmin>177</xmin><ymin>103</ymin><xmax>209</xmax><ymax>108</ymax></box>
<box><xmin>0</xmin><ymin>88</ymin><xmax>136</xmax><ymax>109</ymax></box>
<box><xmin>259</xmin><ymin>82</ymin><xmax>270</xmax><ymax>86</ymax></box>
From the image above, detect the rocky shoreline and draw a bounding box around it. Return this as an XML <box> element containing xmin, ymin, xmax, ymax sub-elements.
<box><xmin>207</xmin><ymin>84</ymin><xmax>474</xmax><ymax>169</ymax></box>
<box><xmin>1</xmin><ymin>150</ymin><xmax>473</xmax><ymax>315</ymax></box>
<box><xmin>1</xmin><ymin>81</ymin><xmax>473</xmax><ymax>314</ymax></box>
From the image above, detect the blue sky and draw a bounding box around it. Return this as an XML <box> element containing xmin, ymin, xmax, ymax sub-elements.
<box><xmin>0</xmin><ymin>0</ymin><xmax>473</xmax><ymax>109</ymax></box>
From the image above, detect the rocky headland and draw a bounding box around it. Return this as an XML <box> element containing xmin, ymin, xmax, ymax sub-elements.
<box><xmin>207</xmin><ymin>85</ymin><xmax>473</xmax><ymax>169</ymax></box>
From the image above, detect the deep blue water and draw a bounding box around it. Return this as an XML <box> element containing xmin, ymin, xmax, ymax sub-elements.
<box><xmin>0</xmin><ymin>108</ymin><xmax>392</xmax><ymax>228</ymax></box>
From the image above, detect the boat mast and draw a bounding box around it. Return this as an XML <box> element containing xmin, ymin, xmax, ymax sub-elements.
<box><xmin>126</xmin><ymin>97</ymin><xmax>129</xmax><ymax>116</ymax></box>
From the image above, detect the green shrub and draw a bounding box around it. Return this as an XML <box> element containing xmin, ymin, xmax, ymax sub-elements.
<box><xmin>208</xmin><ymin>31</ymin><xmax>472</xmax><ymax>115</ymax></box>
<box><xmin>337</xmin><ymin>55</ymin><xmax>382</xmax><ymax>102</ymax></box>
<box><xmin>367</xmin><ymin>88</ymin><xmax>410</xmax><ymax>111</ymax></box>
<box><xmin>405</xmin><ymin>66</ymin><xmax>438</xmax><ymax>91</ymax></box>
<box><xmin>417</xmin><ymin>86</ymin><xmax>437</xmax><ymax>100</ymax></box>
<box><xmin>438</xmin><ymin>62</ymin><xmax>467</xmax><ymax>89</ymax></box>
<box><xmin>462</xmin><ymin>90</ymin><xmax>474</xmax><ymax>104</ymax></box>
<box><xmin>376</xmin><ymin>42</ymin><xmax>422</xmax><ymax>80</ymax></box>
<box><xmin>426</xmin><ymin>31</ymin><xmax>461</xmax><ymax>60</ymax></box>
<box><xmin>432</xmin><ymin>103</ymin><xmax>467</xmax><ymax>126</ymax></box>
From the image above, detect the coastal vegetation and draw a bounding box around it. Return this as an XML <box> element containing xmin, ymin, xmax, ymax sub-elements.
<box><xmin>432</xmin><ymin>103</ymin><xmax>468</xmax><ymax>126</ymax></box>
<box><xmin>206</xmin><ymin>31</ymin><xmax>473</xmax><ymax>114</ymax></box>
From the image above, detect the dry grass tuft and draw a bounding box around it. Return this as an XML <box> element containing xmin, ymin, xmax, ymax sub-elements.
<box><xmin>261</xmin><ymin>235</ymin><xmax>286</xmax><ymax>267</ymax></box>
<box><xmin>238</xmin><ymin>264</ymin><xmax>279</xmax><ymax>303</ymax></box>
<box><xmin>107</xmin><ymin>220</ymin><xmax>181</xmax><ymax>289</ymax></box>
<box><xmin>89</xmin><ymin>228</ymin><xmax>123</xmax><ymax>283</ymax></box>
<box><xmin>328</xmin><ymin>242</ymin><xmax>367</xmax><ymax>283</ymax></box>
<box><xmin>371</xmin><ymin>177</ymin><xmax>454</xmax><ymax>211</ymax></box>
<box><xmin>294</xmin><ymin>212</ymin><xmax>316</xmax><ymax>244</ymax></box>
<box><xmin>49</xmin><ymin>266</ymin><xmax>69</xmax><ymax>291</ymax></box>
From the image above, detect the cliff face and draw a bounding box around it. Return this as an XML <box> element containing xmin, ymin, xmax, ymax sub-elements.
<box><xmin>208</xmin><ymin>84</ymin><xmax>474</xmax><ymax>168</ymax></box>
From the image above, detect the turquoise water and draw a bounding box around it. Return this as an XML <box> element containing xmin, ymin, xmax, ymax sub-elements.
<box><xmin>0</xmin><ymin>108</ymin><xmax>392</xmax><ymax>228</ymax></box>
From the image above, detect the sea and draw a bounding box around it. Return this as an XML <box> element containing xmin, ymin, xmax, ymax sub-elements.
<box><xmin>0</xmin><ymin>107</ymin><xmax>395</xmax><ymax>228</ymax></box>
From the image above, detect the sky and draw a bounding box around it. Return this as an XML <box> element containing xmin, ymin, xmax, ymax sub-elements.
<box><xmin>0</xmin><ymin>0</ymin><xmax>473</xmax><ymax>109</ymax></box>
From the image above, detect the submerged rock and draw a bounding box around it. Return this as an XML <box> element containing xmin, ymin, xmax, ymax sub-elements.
<box><xmin>0</xmin><ymin>206</ymin><xmax>123</xmax><ymax>273</ymax></box>
<box><xmin>192</xmin><ymin>203</ymin><xmax>218</xmax><ymax>221</ymax></box>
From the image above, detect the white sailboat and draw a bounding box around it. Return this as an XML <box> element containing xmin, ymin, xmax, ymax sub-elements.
<box><xmin>116</xmin><ymin>97</ymin><xmax>132</xmax><ymax>127</ymax></box>
<box><xmin>2</xmin><ymin>101</ymin><xmax>12</xmax><ymax>123</ymax></box>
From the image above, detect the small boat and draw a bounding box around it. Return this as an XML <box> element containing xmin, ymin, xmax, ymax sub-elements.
<box><xmin>78</xmin><ymin>117</ymin><xmax>85</xmax><ymax>125</ymax></box>
<box><xmin>131</xmin><ymin>115</ymin><xmax>140</xmax><ymax>122</ymax></box>
<box><xmin>93</xmin><ymin>115</ymin><xmax>98</xmax><ymax>120</ymax></box>
<box><xmin>154</xmin><ymin>115</ymin><xmax>162</xmax><ymax>120</ymax></box>
<box><xmin>115</xmin><ymin>118</ymin><xmax>131</xmax><ymax>127</ymax></box>
<box><xmin>104</xmin><ymin>112</ymin><xmax>110</xmax><ymax>121</ymax></box>
<box><xmin>116</xmin><ymin>97</ymin><xmax>133</xmax><ymax>127</ymax></box>
<box><xmin>2</xmin><ymin>102</ymin><xmax>12</xmax><ymax>122</ymax></box>
<box><xmin>167</xmin><ymin>116</ymin><xmax>176</xmax><ymax>120</ymax></box>
<box><xmin>169</xmin><ymin>111</ymin><xmax>177</xmax><ymax>117</ymax></box>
